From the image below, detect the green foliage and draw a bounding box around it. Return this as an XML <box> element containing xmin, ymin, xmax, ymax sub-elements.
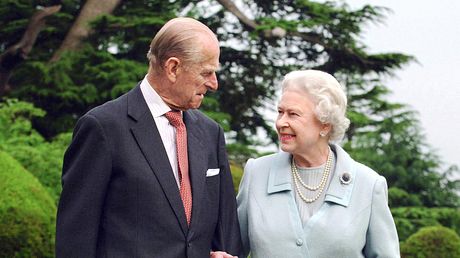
<box><xmin>11</xmin><ymin>47</ymin><xmax>147</xmax><ymax>136</ymax></box>
<box><xmin>343</xmin><ymin>77</ymin><xmax>460</xmax><ymax>207</ymax></box>
<box><xmin>392</xmin><ymin>207</ymin><xmax>460</xmax><ymax>241</ymax></box>
<box><xmin>1</xmin><ymin>1</ymin><xmax>460</xmax><ymax>256</ymax></box>
<box><xmin>388</xmin><ymin>187</ymin><xmax>422</xmax><ymax>207</ymax></box>
<box><xmin>226</xmin><ymin>143</ymin><xmax>263</xmax><ymax>168</ymax></box>
<box><xmin>0</xmin><ymin>98</ymin><xmax>45</xmax><ymax>144</ymax></box>
<box><xmin>200</xmin><ymin>97</ymin><xmax>231</xmax><ymax>132</ymax></box>
<box><xmin>0</xmin><ymin>151</ymin><xmax>56</xmax><ymax>258</ymax></box>
<box><xmin>401</xmin><ymin>226</ymin><xmax>460</xmax><ymax>258</ymax></box>
<box><xmin>0</xmin><ymin>99</ymin><xmax>69</xmax><ymax>202</ymax></box>
<box><xmin>230</xmin><ymin>163</ymin><xmax>244</xmax><ymax>194</ymax></box>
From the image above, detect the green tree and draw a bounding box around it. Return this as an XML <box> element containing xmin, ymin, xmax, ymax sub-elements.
<box><xmin>343</xmin><ymin>78</ymin><xmax>460</xmax><ymax>207</ymax></box>
<box><xmin>1</xmin><ymin>0</ymin><xmax>458</xmax><ymax>207</ymax></box>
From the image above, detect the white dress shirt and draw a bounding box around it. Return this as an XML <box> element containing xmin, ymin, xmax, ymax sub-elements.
<box><xmin>140</xmin><ymin>76</ymin><xmax>181</xmax><ymax>187</ymax></box>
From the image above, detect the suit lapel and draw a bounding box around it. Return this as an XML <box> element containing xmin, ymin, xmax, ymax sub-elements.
<box><xmin>127</xmin><ymin>85</ymin><xmax>188</xmax><ymax>234</ymax></box>
<box><xmin>183</xmin><ymin>110</ymin><xmax>207</xmax><ymax>228</ymax></box>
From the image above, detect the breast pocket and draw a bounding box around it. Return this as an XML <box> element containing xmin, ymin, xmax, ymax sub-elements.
<box><xmin>205</xmin><ymin>170</ymin><xmax>220</xmax><ymax>202</ymax></box>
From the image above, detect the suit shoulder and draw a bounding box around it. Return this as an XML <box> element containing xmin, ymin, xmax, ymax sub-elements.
<box><xmin>190</xmin><ymin>109</ymin><xmax>217</xmax><ymax>123</ymax></box>
<box><xmin>245</xmin><ymin>153</ymin><xmax>280</xmax><ymax>173</ymax></box>
<box><xmin>249</xmin><ymin>153</ymin><xmax>278</xmax><ymax>165</ymax></box>
<box><xmin>88</xmin><ymin>94</ymin><xmax>127</xmax><ymax>118</ymax></box>
<box><xmin>353</xmin><ymin>161</ymin><xmax>385</xmax><ymax>185</ymax></box>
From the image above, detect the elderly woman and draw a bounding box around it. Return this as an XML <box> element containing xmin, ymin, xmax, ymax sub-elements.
<box><xmin>237</xmin><ymin>70</ymin><xmax>400</xmax><ymax>258</ymax></box>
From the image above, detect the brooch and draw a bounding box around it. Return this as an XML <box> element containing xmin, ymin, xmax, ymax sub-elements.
<box><xmin>340</xmin><ymin>172</ymin><xmax>352</xmax><ymax>185</ymax></box>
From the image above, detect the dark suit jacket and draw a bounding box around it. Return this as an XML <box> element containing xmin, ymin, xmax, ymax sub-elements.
<box><xmin>56</xmin><ymin>84</ymin><xmax>242</xmax><ymax>257</ymax></box>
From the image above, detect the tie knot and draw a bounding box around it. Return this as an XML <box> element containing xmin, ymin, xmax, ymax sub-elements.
<box><xmin>165</xmin><ymin>110</ymin><xmax>183</xmax><ymax>128</ymax></box>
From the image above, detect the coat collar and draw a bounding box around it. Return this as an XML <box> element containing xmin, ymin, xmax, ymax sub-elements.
<box><xmin>324</xmin><ymin>144</ymin><xmax>356</xmax><ymax>207</ymax></box>
<box><xmin>266</xmin><ymin>144</ymin><xmax>356</xmax><ymax>207</ymax></box>
<box><xmin>267</xmin><ymin>151</ymin><xmax>292</xmax><ymax>194</ymax></box>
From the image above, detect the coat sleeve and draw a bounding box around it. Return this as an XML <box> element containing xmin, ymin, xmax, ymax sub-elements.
<box><xmin>236</xmin><ymin>158</ymin><xmax>254</xmax><ymax>258</ymax></box>
<box><xmin>364</xmin><ymin>176</ymin><xmax>401</xmax><ymax>258</ymax></box>
<box><xmin>55</xmin><ymin>114</ymin><xmax>112</xmax><ymax>257</ymax></box>
<box><xmin>211</xmin><ymin>125</ymin><xmax>243</xmax><ymax>256</ymax></box>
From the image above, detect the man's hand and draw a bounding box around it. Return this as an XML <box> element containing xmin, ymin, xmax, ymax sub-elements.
<box><xmin>210</xmin><ymin>251</ymin><xmax>238</xmax><ymax>258</ymax></box>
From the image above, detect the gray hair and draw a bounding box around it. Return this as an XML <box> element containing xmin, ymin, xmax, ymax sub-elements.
<box><xmin>281</xmin><ymin>70</ymin><xmax>350</xmax><ymax>142</ymax></box>
<box><xmin>146</xmin><ymin>17</ymin><xmax>217</xmax><ymax>72</ymax></box>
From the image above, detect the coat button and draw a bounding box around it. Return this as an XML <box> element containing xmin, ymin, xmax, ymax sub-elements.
<box><xmin>296</xmin><ymin>238</ymin><xmax>303</xmax><ymax>246</ymax></box>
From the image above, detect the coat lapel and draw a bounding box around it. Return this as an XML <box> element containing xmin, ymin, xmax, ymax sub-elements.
<box><xmin>267</xmin><ymin>152</ymin><xmax>293</xmax><ymax>194</ymax></box>
<box><xmin>183</xmin><ymin>110</ymin><xmax>207</xmax><ymax>228</ymax></box>
<box><xmin>324</xmin><ymin>144</ymin><xmax>356</xmax><ymax>207</ymax></box>
<box><xmin>127</xmin><ymin>85</ymin><xmax>188</xmax><ymax>234</ymax></box>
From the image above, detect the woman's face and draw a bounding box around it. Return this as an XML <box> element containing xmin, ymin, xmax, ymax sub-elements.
<box><xmin>276</xmin><ymin>89</ymin><xmax>326</xmax><ymax>156</ymax></box>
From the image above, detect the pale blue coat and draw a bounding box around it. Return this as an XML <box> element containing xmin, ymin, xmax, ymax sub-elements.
<box><xmin>237</xmin><ymin>144</ymin><xmax>400</xmax><ymax>258</ymax></box>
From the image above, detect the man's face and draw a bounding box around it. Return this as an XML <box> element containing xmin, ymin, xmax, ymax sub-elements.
<box><xmin>173</xmin><ymin>44</ymin><xmax>220</xmax><ymax>110</ymax></box>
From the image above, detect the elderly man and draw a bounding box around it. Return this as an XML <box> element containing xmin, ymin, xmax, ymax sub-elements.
<box><xmin>56</xmin><ymin>17</ymin><xmax>241</xmax><ymax>258</ymax></box>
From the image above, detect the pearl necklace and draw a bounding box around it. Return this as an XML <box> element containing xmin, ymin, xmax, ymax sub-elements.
<box><xmin>291</xmin><ymin>148</ymin><xmax>332</xmax><ymax>203</ymax></box>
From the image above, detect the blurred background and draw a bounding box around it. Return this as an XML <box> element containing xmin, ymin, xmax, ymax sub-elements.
<box><xmin>346</xmin><ymin>0</ymin><xmax>460</xmax><ymax>173</ymax></box>
<box><xmin>1</xmin><ymin>0</ymin><xmax>459</xmax><ymax>257</ymax></box>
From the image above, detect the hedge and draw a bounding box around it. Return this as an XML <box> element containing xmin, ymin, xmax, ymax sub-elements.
<box><xmin>401</xmin><ymin>226</ymin><xmax>460</xmax><ymax>258</ymax></box>
<box><xmin>392</xmin><ymin>207</ymin><xmax>460</xmax><ymax>241</ymax></box>
<box><xmin>0</xmin><ymin>151</ymin><xmax>56</xmax><ymax>258</ymax></box>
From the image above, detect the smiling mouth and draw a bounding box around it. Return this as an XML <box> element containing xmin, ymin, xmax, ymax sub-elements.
<box><xmin>279</xmin><ymin>134</ymin><xmax>295</xmax><ymax>141</ymax></box>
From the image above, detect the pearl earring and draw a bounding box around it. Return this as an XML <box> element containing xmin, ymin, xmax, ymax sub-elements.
<box><xmin>320</xmin><ymin>131</ymin><xmax>327</xmax><ymax>137</ymax></box>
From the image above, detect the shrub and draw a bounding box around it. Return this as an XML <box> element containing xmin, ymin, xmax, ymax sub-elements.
<box><xmin>388</xmin><ymin>187</ymin><xmax>422</xmax><ymax>207</ymax></box>
<box><xmin>401</xmin><ymin>226</ymin><xmax>460</xmax><ymax>258</ymax></box>
<box><xmin>4</xmin><ymin>132</ymin><xmax>71</xmax><ymax>202</ymax></box>
<box><xmin>0</xmin><ymin>99</ymin><xmax>70</xmax><ymax>203</ymax></box>
<box><xmin>0</xmin><ymin>151</ymin><xmax>56</xmax><ymax>258</ymax></box>
<box><xmin>392</xmin><ymin>207</ymin><xmax>460</xmax><ymax>241</ymax></box>
<box><xmin>230</xmin><ymin>162</ymin><xmax>244</xmax><ymax>194</ymax></box>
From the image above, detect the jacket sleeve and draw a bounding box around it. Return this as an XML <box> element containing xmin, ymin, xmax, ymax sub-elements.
<box><xmin>236</xmin><ymin>158</ymin><xmax>254</xmax><ymax>258</ymax></box>
<box><xmin>211</xmin><ymin>125</ymin><xmax>243</xmax><ymax>256</ymax></box>
<box><xmin>364</xmin><ymin>176</ymin><xmax>401</xmax><ymax>258</ymax></box>
<box><xmin>55</xmin><ymin>114</ymin><xmax>112</xmax><ymax>257</ymax></box>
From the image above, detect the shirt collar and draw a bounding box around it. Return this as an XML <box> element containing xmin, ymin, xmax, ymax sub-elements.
<box><xmin>140</xmin><ymin>75</ymin><xmax>172</xmax><ymax>117</ymax></box>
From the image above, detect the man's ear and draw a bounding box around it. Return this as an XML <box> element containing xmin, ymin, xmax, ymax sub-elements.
<box><xmin>164</xmin><ymin>57</ymin><xmax>181</xmax><ymax>83</ymax></box>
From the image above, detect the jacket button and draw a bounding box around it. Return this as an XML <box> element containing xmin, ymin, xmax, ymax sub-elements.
<box><xmin>296</xmin><ymin>238</ymin><xmax>303</xmax><ymax>246</ymax></box>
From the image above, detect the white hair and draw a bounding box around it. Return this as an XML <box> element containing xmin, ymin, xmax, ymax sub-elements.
<box><xmin>281</xmin><ymin>70</ymin><xmax>350</xmax><ymax>142</ymax></box>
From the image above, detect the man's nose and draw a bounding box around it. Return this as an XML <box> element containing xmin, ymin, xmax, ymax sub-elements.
<box><xmin>206</xmin><ymin>73</ymin><xmax>218</xmax><ymax>91</ymax></box>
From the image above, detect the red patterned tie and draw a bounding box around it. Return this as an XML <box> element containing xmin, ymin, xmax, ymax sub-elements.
<box><xmin>165</xmin><ymin>111</ymin><xmax>192</xmax><ymax>225</ymax></box>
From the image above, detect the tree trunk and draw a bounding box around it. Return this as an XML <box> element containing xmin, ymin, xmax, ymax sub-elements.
<box><xmin>0</xmin><ymin>5</ymin><xmax>61</xmax><ymax>96</ymax></box>
<box><xmin>50</xmin><ymin>0</ymin><xmax>122</xmax><ymax>62</ymax></box>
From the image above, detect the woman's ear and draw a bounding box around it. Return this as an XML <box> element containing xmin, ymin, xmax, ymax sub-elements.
<box><xmin>320</xmin><ymin>124</ymin><xmax>332</xmax><ymax>137</ymax></box>
<box><xmin>164</xmin><ymin>57</ymin><xmax>180</xmax><ymax>83</ymax></box>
